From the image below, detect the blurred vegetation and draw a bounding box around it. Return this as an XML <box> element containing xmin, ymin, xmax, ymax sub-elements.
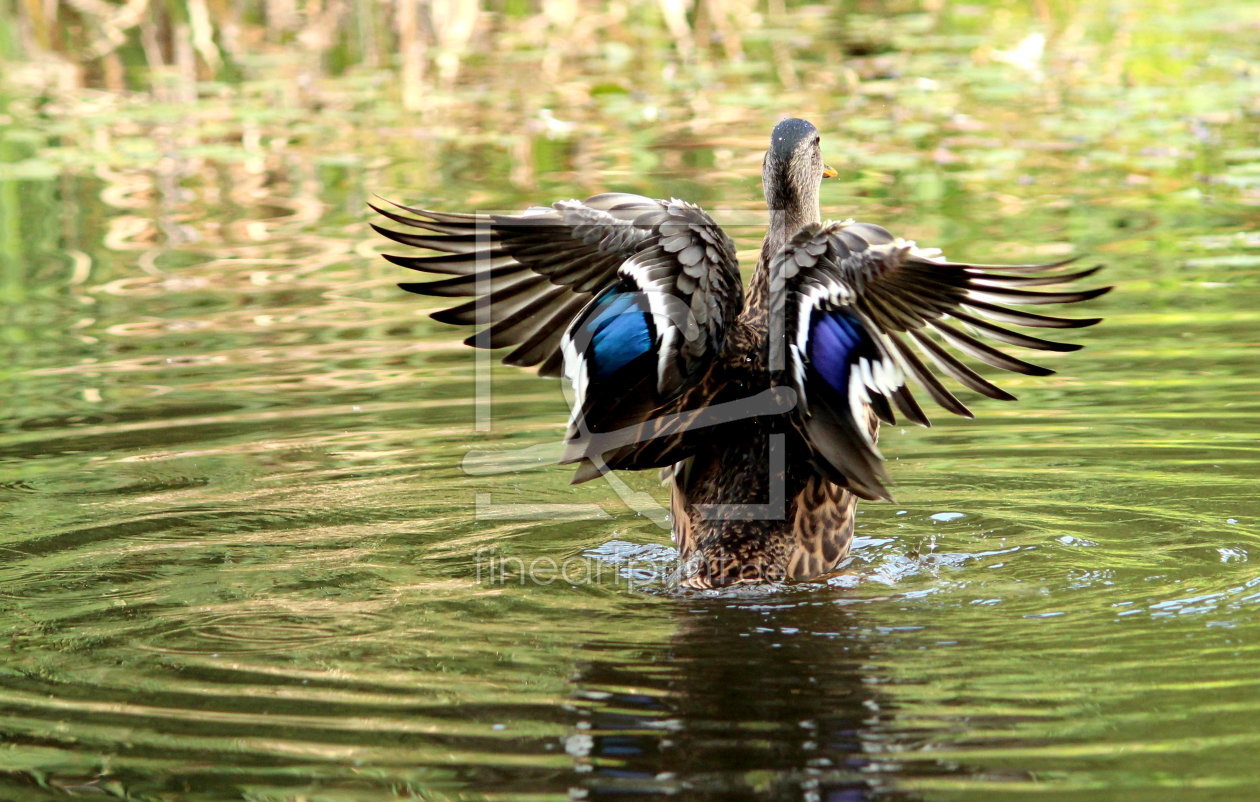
<box><xmin>2</xmin><ymin>0</ymin><xmax>1256</xmax><ymax>194</ymax></box>
<box><xmin>2</xmin><ymin>0</ymin><xmax>1253</xmax><ymax>112</ymax></box>
<box><xmin>0</xmin><ymin>1</ymin><xmax>1252</xmax><ymax>217</ymax></box>
<box><xmin>1</xmin><ymin>0</ymin><xmax>897</xmax><ymax>104</ymax></box>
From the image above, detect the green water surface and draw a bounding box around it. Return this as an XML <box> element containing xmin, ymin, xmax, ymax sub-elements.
<box><xmin>1</xmin><ymin>2</ymin><xmax>1259</xmax><ymax>799</ymax></box>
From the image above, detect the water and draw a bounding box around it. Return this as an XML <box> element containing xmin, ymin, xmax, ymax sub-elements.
<box><xmin>2</xmin><ymin>2</ymin><xmax>1260</xmax><ymax>799</ymax></box>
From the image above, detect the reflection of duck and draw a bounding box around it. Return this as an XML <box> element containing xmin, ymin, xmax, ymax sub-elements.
<box><xmin>373</xmin><ymin>118</ymin><xmax>1106</xmax><ymax>588</ymax></box>
<box><xmin>564</xmin><ymin>599</ymin><xmax>949</xmax><ymax>799</ymax></box>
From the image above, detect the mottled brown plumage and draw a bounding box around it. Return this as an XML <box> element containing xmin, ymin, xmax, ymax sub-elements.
<box><xmin>373</xmin><ymin>118</ymin><xmax>1108</xmax><ymax>589</ymax></box>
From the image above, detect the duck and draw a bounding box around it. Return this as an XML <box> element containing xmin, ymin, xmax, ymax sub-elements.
<box><xmin>371</xmin><ymin>118</ymin><xmax>1107</xmax><ymax>589</ymax></box>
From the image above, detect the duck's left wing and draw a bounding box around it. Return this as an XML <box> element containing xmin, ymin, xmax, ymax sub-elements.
<box><xmin>374</xmin><ymin>193</ymin><xmax>671</xmax><ymax>376</ymax></box>
<box><xmin>772</xmin><ymin>220</ymin><xmax>1109</xmax><ymax>501</ymax></box>
<box><xmin>373</xmin><ymin>193</ymin><xmax>743</xmax><ymax>480</ymax></box>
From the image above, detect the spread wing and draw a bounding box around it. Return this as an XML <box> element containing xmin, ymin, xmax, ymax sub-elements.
<box><xmin>771</xmin><ymin>220</ymin><xmax>1109</xmax><ymax>501</ymax></box>
<box><xmin>372</xmin><ymin>193</ymin><xmax>743</xmax><ymax>480</ymax></box>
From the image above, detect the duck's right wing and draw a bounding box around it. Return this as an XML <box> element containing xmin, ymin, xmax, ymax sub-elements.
<box><xmin>771</xmin><ymin>220</ymin><xmax>1109</xmax><ymax>501</ymax></box>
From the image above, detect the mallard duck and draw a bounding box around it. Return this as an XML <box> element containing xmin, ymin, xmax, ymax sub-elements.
<box><xmin>372</xmin><ymin>118</ymin><xmax>1107</xmax><ymax>588</ymax></box>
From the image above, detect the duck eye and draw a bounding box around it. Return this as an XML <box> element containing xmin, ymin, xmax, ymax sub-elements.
<box><xmin>813</xmin><ymin>136</ymin><xmax>821</xmax><ymax>146</ymax></box>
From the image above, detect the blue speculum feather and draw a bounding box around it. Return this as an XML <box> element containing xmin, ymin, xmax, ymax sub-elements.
<box><xmin>808</xmin><ymin>311</ymin><xmax>867</xmax><ymax>394</ymax></box>
<box><xmin>584</xmin><ymin>289</ymin><xmax>653</xmax><ymax>378</ymax></box>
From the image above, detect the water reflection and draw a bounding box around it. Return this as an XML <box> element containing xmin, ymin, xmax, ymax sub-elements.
<box><xmin>568</xmin><ymin>599</ymin><xmax>961</xmax><ymax>800</ymax></box>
